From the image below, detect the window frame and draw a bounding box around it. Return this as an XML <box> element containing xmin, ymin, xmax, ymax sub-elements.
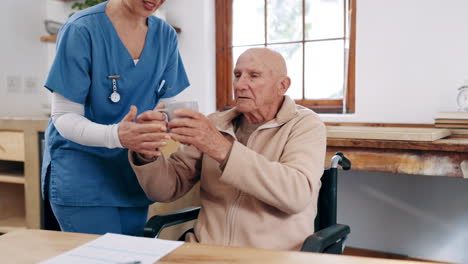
<box><xmin>215</xmin><ymin>0</ymin><xmax>356</xmax><ymax>113</ymax></box>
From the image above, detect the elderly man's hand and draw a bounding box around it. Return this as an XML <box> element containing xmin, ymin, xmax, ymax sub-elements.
<box><xmin>118</xmin><ymin>105</ymin><xmax>170</xmax><ymax>158</ymax></box>
<box><xmin>168</xmin><ymin>108</ymin><xmax>232</xmax><ymax>163</ymax></box>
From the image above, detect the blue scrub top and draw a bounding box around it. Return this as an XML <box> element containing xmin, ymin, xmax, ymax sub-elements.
<box><xmin>42</xmin><ymin>2</ymin><xmax>190</xmax><ymax>207</ymax></box>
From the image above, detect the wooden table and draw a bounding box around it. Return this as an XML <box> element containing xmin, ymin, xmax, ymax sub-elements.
<box><xmin>0</xmin><ymin>229</ymin><xmax>442</xmax><ymax>264</ymax></box>
<box><xmin>326</xmin><ymin>135</ymin><xmax>468</xmax><ymax>178</ymax></box>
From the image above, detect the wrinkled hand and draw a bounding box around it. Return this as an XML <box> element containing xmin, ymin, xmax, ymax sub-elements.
<box><xmin>168</xmin><ymin>108</ymin><xmax>232</xmax><ymax>163</ymax></box>
<box><xmin>118</xmin><ymin>105</ymin><xmax>170</xmax><ymax>158</ymax></box>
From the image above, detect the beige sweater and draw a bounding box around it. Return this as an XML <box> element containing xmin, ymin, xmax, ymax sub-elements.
<box><xmin>130</xmin><ymin>96</ymin><xmax>327</xmax><ymax>250</ymax></box>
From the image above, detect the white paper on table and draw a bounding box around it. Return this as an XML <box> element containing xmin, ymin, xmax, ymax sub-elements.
<box><xmin>39</xmin><ymin>233</ymin><xmax>184</xmax><ymax>264</ymax></box>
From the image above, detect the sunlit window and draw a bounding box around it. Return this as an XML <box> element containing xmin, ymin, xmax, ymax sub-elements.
<box><xmin>216</xmin><ymin>0</ymin><xmax>355</xmax><ymax>113</ymax></box>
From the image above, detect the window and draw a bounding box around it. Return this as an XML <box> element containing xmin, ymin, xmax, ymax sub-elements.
<box><xmin>216</xmin><ymin>0</ymin><xmax>356</xmax><ymax>113</ymax></box>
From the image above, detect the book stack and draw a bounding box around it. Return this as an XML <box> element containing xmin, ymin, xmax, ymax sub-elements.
<box><xmin>434</xmin><ymin>112</ymin><xmax>468</xmax><ymax>134</ymax></box>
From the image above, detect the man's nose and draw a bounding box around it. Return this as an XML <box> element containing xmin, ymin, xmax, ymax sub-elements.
<box><xmin>234</xmin><ymin>75</ymin><xmax>248</xmax><ymax>90</ymax></box>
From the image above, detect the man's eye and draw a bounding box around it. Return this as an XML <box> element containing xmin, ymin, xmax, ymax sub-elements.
<box><xmin>234</xmin><ymin>73</ymin><xmax>241</xmax><ymax>78</ymax></box>
<box><xmin>251</xmin><ymin>74</ymin><xmax>259</xmax><ymax>78</ymax></box>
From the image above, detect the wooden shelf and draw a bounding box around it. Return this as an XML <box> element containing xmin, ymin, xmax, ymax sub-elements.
<box><xmin>0</xmin><ymin>175</ymin><xmax>25</xmax><ymax>185</ymax></box>
<box><xmin>40</xmin><ymin>34</ymin><xmax>57</xmax><ymax>43</ymax></box>
<box><xmin>0</xmin><ymin>181</ymin><xmax>26</xmax><ymax>233</ymax></box>
<box><xmin>0</xmin><ymin>216</ymin><xmax>26</xmax><ymax>233</ymax></box>
<box><xmin>327</xmin><ymin>126</ymin><xmax>451</xmax><ymax>142</ymax></box>
<box><xmin>326</xmin><ymin>133</ymin><xmax>468</xmax><ymax>178</ymax></box>
<box><xmin>172</xmin><ymin>25</ymin><xmax>181</xmax><ymax>33</ymax></box>
<box><xmin>40</xmin><ymin>25</ymin><xmax>181</xmax><ymax>43</ymax></box>
<box><xmin>0</xmin><ymin>160</ymin><xmax>24</xmax><ymax>185</ymax></box>
<box><xmin>0</xmin><ymin>131</ymin><xmax>25</xmax><ymax>162</ymax></box>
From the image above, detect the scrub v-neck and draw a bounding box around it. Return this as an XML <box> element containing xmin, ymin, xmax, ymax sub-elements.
<box><xmin>102</xmin><ymin>6</ymin><xmax>152</xmax><ymax>68</ymax></box>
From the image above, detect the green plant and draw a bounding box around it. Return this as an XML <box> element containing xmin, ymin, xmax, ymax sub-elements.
<box><xmin>72</xmin><ymin>0</ymin><xmax>107</xmax><ymax>10</ymax></box>
<box><xmin>70</xmin><ymin>0</ymin><xmax>107</xmax><ymax>16</ymax></box>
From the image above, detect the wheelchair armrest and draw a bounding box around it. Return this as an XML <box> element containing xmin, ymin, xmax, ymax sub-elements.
<box><xmin>143</xmin><ymin>206</ymin><xmax>201</xmax><ymax>238</ymax></box>
<box><xmin>301</xmin><ymin>224</ymin><xmax>350</xmax><ymax>254</ymax></box>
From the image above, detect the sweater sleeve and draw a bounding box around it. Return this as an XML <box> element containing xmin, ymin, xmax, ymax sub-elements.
<box><xmin>219</xmin><ymin>114</ymin><xmax>327</xmax><ymax>214</ymax></box>
<box><xmin>129</xmin><ymin>144</ymin><xmax>203</xmax><ymax>202</ymax></box>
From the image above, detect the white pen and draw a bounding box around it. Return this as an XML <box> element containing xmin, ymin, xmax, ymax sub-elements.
<box><xmin>158</xmin><ymin>79</ymin><xmax>166</xmax><ymax>93</ymax></box>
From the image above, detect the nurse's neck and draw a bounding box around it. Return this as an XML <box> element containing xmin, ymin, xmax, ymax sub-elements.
<box><xmin>106</xmin><ymin>0</ymin><xmax>147</xmax><ymax>28</ymax></box>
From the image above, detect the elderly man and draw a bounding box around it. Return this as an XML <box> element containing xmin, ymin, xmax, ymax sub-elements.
<box><xmin>129</xmin><ymin>48</ymin><xmax>326</xmax><ymax>250</ymax></box>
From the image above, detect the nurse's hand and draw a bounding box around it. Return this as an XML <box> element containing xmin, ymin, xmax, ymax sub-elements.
<box><xmin>137</xmin><ymin>103</ymin><xmax>167</xmax><ymax>125</ymax></box>
<box><xmin>118</xmin><ymin>105</ymin><xmax>170</xmax><ymax>158</ymax></box>
<box><xmin>136</xmin><ymin>103</ymin><xmax>170</xmax><ymax>160</ymax></box>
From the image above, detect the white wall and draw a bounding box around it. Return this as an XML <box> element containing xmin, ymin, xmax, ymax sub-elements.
<box><xmin>163</xmin><ymin>0</ymin><xmax>216</xmax><ymax>115</ymax></box>
<box><xmin>45</xmin><ymin>0</ymin><xmax>76</xmax><ymax>72</ymax></box>
<box><xmin>339</xmin><ymin>171</ymin><xmax>468</xmax><ymax>264</ymax></box>
<box><xmin>321</xmin><ymin>0</ymin><xmax>468</xmax><ymax>124</ymax></box>
<box><xmin>0</xmin><ymin>0</ymin><xmax>49</xmax><ymax>117</ymax></box>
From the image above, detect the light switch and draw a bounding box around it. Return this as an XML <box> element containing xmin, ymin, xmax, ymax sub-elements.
<box><xmin>24</xmin><ymin>76</ymin><xmax>39</xmax><ymax>94</ymax></box>
<box><xmin>6</xmin><ymin>75</ymin><xmax>22</xmax><ymax>93</ymax></box>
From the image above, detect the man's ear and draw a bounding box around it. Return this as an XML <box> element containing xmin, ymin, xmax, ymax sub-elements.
<box><xmin>278</xmin><ymin>77</ymin><xmax>291</xmax><ymax>95</ymax></box>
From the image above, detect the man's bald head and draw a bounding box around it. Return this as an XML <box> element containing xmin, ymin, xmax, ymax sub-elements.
<box><xmin>240</xmin><ymin>48</ymin><xmax>287</xmax><ymax>79</ymax></box>
<box><xmin>233</xmin><ymin>48</ymin><xmax>291</xmax><ymax>123</ymax></box>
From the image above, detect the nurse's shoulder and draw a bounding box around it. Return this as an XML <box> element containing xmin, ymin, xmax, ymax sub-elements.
<box><xmin>56</xmin><ymin>2</ymin><xmax>107</xmax><ymax>44</ymax></box>
<box><xmin>69</xmin><ymin>2</ymin><xmax>106</xmax><ymax>23</ymax></box>
<box><xmin>61</xmin><ymin>2</ymin><xmax>107</xmax><ymax>32</ymax></box>
<box><xmin>147</xmin><ymin>15</ymin><xmax>177</xmax><ymax>40</ymax></box>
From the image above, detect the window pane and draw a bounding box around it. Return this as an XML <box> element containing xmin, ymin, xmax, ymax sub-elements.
<box><xmin>305</xmin><ymin>0</ymin><xmax>344</xmax><ymax>40</ymax></box>
<box><xmin>267</xmin><ymin>0</ymin><xmax>303</xmax><ymax>43</ymax></box>
<box><xmin>233</xmin><ymin>0</ymin><xmax>265</xmax><ymax>46</ymax></box>
<box><xmin>268</xmin><ymin>43</ymin><xmax>303</xmax><ymax>100</ymax></box>
<box><xmin>305</xmin><ymin>40</ymin><xmax>344</xmax><ymax>99</ymax></box>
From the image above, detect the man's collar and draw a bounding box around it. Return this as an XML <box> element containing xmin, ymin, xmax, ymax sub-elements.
<box><xmin>212</xmin><ymin>95</ymin><xmax>299</xmax><ymax>130</ymax></box>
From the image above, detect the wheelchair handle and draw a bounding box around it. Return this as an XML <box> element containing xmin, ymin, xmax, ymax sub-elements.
<box><xmin>330</xmin><ymin>152</ymin><xmax>351</xmax><ymax>170</ymax></box>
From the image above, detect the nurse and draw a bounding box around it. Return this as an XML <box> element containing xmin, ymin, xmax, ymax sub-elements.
<box><xmin>41</xmin><ymin>0</ymin><xmax>189</xmax><ymax>236</ymax></box>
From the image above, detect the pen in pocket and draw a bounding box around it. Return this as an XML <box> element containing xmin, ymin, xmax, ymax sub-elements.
<box><xmin>158</xmin><ymin>79</ymin><xmax>166</xmax><ymax>94</ymax></box>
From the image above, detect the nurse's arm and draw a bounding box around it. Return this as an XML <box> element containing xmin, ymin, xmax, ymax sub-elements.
<box><xmin>52</xmin><ymin>92</ymin><xmax>122</xmax><ymax>149</ymax></box>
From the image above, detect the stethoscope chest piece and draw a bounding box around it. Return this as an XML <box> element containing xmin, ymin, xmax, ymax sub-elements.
<box><xmin>107</xmin><ymin>75</ymin><xmax>121</xmax><ymax>103</ymax></box>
